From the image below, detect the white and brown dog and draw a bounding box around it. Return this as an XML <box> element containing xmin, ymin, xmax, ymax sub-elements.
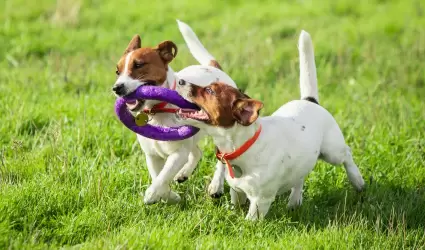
<box><xmin>175</xmin><ymin>30</ymin><xmax>365</xmax><ymax>220</ymax></box>
<box><xmin>112</xmin><ymin>20</ymin><xmax>236</xmax><ymax>204</ymax></box>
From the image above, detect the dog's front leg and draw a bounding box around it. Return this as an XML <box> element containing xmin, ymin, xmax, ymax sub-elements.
<box><xmin>207</xmin><ymin>161</ymin><xmax>226</xmax><ymax>198</ymax></box>
<box><xmin>230</xmin><ymin>188</ymin><xmax>247</xmax><ymax>207</ymax></box>
<box><xmin>174</xmin><ymin>146</ymin><xmax>202</xmax><ymax>183</ymax></box>
<box><xmin>144</xmin><ymin>148</ymin><xmax>189</xmax><ymax>205</ymax></box>
<box><xmin>245</xmin><ymin>197</ymin><xmax>274</xmax><ymax>221</ymax></box>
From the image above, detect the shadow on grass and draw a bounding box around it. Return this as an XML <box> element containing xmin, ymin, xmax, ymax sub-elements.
<box><xmin>265</xmin><ymin>179</ymin><xmax>425</xmax><ymax>231</ymax></box>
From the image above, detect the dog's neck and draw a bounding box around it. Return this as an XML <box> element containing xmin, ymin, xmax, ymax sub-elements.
<box><xmin>211</xmin><ymin>122</ymin><xmax>261</xmax><ymax>154</ymax></box>
<box><xmin>143</xmin><ymin>66</ymin><xmax>179</xmax><ymax>126</ymax></box>
<box><xmin>142</xmin><ymin>66</ymin><xmax>176</xmax><ymax>109</ymax></box>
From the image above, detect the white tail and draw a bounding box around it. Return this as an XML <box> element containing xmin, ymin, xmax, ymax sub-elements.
<box><xmin>298</xmin><ymin>30</ymin><xmax>319</xmax><ymax>103</ymax></box>
<box><xmin>177</xmin><ymin>19</ymin><xmax>216</xmax><ymax>66</ymax></box>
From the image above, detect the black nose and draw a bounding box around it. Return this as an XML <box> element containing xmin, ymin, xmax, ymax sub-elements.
<box><xmin>178</xmin><ymin>79</ymin><xmax>186</xmax><ymax>86</ymax></box>
<box><xmin>112</xmin><ymin>83</ymin><xmax>125</xmax><ymax>94</ymax></box>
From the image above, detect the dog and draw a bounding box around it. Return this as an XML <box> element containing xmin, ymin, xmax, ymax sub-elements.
<box><xmin>175</xmin><ymin>30</ymin><xmax>366</xmax><ymax>220</ymax></box>
<box><xmin>112</xmin><ymin>20</ymin><xmax>237</xmax><ymax>204</ymax></box>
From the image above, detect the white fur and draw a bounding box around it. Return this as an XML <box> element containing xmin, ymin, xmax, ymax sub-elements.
<box><xmin>177</xmin><ymin>20</ymin><xmax>216</xmax><ymax>66</ymax></box>
<box><xmin>115</xmin><ymin>23</ymin><xmax>237</xmax><ymax>204</ymax></box>
<box><xmin>176</xmin><ymin>19</ymin><xmax>237</xmax><ymax>196</ymax></box>
<box><xmin>123</xmin><ymin>51</ymin><xmax>133</xmax><ymax>74</ymax></box>
<box><xmin>299</xmin><ymin>30</ymin><xmax>319</xmax><ymax>101</ymax></box>
<box><xmin>140</xmin><ymin>65</ymin><xmax>236</xmax><ymax>204</ymax></box>
<box><xmin>176</xmin><ymin>30</ymin><xmax>365</xmax><ymax>220</ymax></box>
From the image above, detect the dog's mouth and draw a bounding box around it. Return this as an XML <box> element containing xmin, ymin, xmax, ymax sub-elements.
<box><xmin>125</xmin><ymin>99</ymin><xmax>145</xmax><ymax>112</ymax></box>
<box><xmin>124</xmin><ymin>81</ymin><xmax>158</xmax><ymax>112</ymax></box>
<box><xmin>177</xmin><ymin>105</ymin><xmax>211</xmax><ymax>123</ymax></box>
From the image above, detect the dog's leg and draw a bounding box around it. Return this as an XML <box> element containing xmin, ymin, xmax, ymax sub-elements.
<box><xmin>342</xmin><ymin>147</ymin><xmax>365</xmax><ymax>192</ymax></box>
<box><xmin>245</xmin><ymin>197</ymin><xmax>274</xmax><ymax>221</ymax></box>
<box><xmin>174</xmin><ymin>146</ymin><xmax>202</xmax><ymax>183</ymax></box>
<box><xmin>144</xmin><ymin>148</ymin><xmax>189</xmax><ymax>205</ymax></box>
<box><xmin>287</xmin><ymin>178</ymin><xmax>304</xmax><ymax>210</ymax></box>
<box><xmin>145</xmin><ymin>154</ymin><xmax>165</xmax><ymax>181</ymax></box>
<box><xmin>230</xmin><ymin>188</ymin><xmax>247</xmax><ymax>207</ymax></box>
<box><xmin>208</xmin><ymin>161</ymin><xmax>225</xmax><ymax>198</ymax></box>
<box><xmin>321</xmin><ymin>125</ymin><xmax>365</xmax><ymax>192</ymax></box>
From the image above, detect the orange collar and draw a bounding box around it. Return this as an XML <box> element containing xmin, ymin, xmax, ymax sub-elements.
<box><xmin>143</xmin><ymin>80</ymin><xmax>179</xmax><ymax>114</ymax></box>
<box><xmin>216</xmin><ymin>124</ymin><xmax>262</xmax><ymax>178</ymax></box>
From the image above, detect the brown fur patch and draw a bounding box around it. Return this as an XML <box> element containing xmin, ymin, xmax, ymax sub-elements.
<box><xmin>116</xmin><ymin>37</ymin><xmax>178</xmax><ymax>85</ymax></box>
<box><xmin>189</xmin><ymin>82</ymin><xmax>263</xmax><ymax>127</ymax></box>
<box><xmin>208</xmin><ymin>60</ymin><xmax>222</xmax><ymax>70</ymax></box>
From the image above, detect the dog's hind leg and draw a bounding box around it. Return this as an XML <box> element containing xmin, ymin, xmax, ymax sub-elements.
<box><xmin>320</xmin><ymin>124</ymin><xmax>365</xmax><ymax>192</ymax></box>
<box><xmin>287</xmin><ymin>178</ymin><xmax>304</xmax><ymax>210</ymax></box>
<box><xmin>341</xmin><ymin>147</ymin><xmax>365</xmax><ymax>192</ymax></box>
<box><xmin>174</xmin><ymin>146</ymin><xmax>202</xmax><ymax>183</ymax></box>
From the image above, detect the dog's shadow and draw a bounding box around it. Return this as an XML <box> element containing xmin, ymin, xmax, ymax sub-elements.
<box><xmin>265</xmin><ymin>179</ymin><xmax>425</xmax><ymax>231</ymax></box>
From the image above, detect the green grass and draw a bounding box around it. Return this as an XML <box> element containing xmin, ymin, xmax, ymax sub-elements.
<box><xmin>1</xmin><ymin>0</ymin><xmax>425</xmax><ymax>248</ymax></box>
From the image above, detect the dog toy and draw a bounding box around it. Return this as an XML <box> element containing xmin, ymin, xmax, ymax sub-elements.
<box><xmin>114</xmin><ymin>85</ymin><xmax>200</xmax><ymax>141</ymax></box>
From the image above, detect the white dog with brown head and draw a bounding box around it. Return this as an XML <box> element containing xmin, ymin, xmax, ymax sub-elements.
<box><xmin>175</xmin><ymin>30</ymin><xmax>365</xmax><ymax>220</ymax></box>
<box><xmin>112</xmin><ymin>20</ymin><xmax>236</xmax><ymax>204</ymax></box>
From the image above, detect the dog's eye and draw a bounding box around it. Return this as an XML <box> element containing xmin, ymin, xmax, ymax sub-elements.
<box><xmin>134</xmin><ymin>62</ymin><xmax>146</xmax><ymax>69</ymax></box>
<box><xmin>205</xmin><ymin>87</ymin><xmax>215</xmax><ymax>95</ymax></box>
<box><xmin>115</xmin><ymin>70</ymin><xmax>120</xmax><ymax>76</ymax></box>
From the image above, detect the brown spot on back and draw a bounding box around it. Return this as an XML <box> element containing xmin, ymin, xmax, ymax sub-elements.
<box><xmin>208</xmin><ymin>60</ymin><xmax>222</xmax><ymax>70</ymax></box>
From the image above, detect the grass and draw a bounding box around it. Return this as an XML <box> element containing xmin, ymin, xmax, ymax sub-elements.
<box><xmin>1</xmin><ymin>0</ymin><xmax>425</xmax><ymax>248</ymax></box>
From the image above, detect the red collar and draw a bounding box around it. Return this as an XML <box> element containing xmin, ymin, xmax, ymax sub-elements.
<box><xmin>142</xmin><ymin>80</ymin><xmax>178</xmax><ymax>114</ymax></box>
<box><xmin>216</xmin><ymin>124</ymin><xmax>262</xmax><ymax>178</ymax></box>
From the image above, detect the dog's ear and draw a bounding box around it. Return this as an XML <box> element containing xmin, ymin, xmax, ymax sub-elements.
<box><xmin>155</xmin><ymin>40</ymin><xmax>178</xmax><ymax>64</ymax></box>
<box><xmin>232</xmin><ymin>98</ymin><xmax>263</xmax><ymax>126</ymax></box>
<box><xmin>124</xmin><ymin>35</ymin><xmax>141</xmax><ymax>54</ymax></box>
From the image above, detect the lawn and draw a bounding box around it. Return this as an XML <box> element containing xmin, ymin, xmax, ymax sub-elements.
<box><xmin>1</xmin><ymin>0</ymin><xmax>425</xmax><ymax>248</ymax></box>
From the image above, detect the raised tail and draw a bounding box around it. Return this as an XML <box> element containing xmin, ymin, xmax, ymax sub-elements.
<box><xmin>298</xmin><ymin>30</ymin><xmax>319</xmax><ymax>104</ymax></box>
<box><xmin>176</xmin><ymin>19</ymin><xmax>222</xmax><ymax>70</ymax></box>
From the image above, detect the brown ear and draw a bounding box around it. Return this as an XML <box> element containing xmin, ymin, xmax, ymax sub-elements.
<box><xmin>155</xmin><ymin>40</ymin><xmax>178</xmax><ymax>64</ymax></box>
<box><xmin>232</xmin><ymin>98</ymin><xmax>263</xmax><ymax>126</ymax></box>
<box><xmin>124</xmin><ymin>35</ymin><xmax>141</xmax><ymax>54</ymax></box>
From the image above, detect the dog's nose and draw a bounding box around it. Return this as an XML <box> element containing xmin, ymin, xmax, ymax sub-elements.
<box><xmin>112</xmin><ymin>83</ymin><xmax>125</xmax><ymax>94</ymax></box>
<box><xmin>178</xmin><ymin>79</ymin><xmax>186</xmax><ymax>86</ymax></box>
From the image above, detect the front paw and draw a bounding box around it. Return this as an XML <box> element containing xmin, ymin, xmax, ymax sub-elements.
<box><xmin>143</xmin><ymin>185</ymin><xmax>181</xmax><ymax>205</ymax></box>
<box><xmin>208</xmin><ymin>180</ymin><xmax>224</xmax><ymax>198</ymax></box>
<box><xmin>164</xmin><ymin>191</ymin><xmax>181</xmax><ymax>204</ymax></box>
<box><xmin>174</xmin><ymin>172</ymin><xmax>189</xmax><ymax>183</ymax></box>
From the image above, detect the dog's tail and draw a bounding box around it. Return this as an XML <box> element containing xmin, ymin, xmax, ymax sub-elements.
<box><xmin>298</xmin><ymin>30</ymin><xmax>319</xmax><ymax>104</ymax></box>
<box><xmin>176</xmin><ymin>19</ymin><xmax>223</xmax><ymax>70</ymax></box>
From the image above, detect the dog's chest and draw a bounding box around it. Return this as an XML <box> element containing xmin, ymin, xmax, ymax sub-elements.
<box><xmin>137</xmin><ymin>134</ymin><xmax>193</xmax><ymax>158</ymax></box>
<box><xmin>135</xmin><ymin>114</ymin><xmax>194</xmax><ymax>158</ymax></box>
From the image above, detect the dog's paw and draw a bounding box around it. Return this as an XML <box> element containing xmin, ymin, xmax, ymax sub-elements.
<box><xmin>287</xmin><ymin>195</ymin><xmax>303</xmax><ymax>210</ymax></box>
<box><xmin>174</xmin><ymin>166</ymin><xmax>194</xmax><ymax>183</ymax></box>
<box><xmin>245</xmin><ymin>212</ymin><xmax>261</xmax><ymax>221</ymax></box>
<box><xmin>143</xmin><ymin>185</ymin><xmax>161</xmax><ymax>205</ymax></box>
<box><xmin>163</xmin><ymin>191</ymin><xmax>181</xmax><ymax>205</ymax></box>
<box><xmin>208</xmin><ymin>181</ymin><xmax>224</xmax><ymax>198</ymax></box>
<box><xmin>143</xmin><ymin>185</ymin><xmax>181</xmax><ymax>205</ymax></box>
<box><xmin>174</xmin><ymin>174</ymin><xmax>189</xmax><ymax>183</ymax></box>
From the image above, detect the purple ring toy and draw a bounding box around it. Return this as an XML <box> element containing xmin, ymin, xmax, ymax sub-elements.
<box><xmin>115</xmin><ymin>85</ymin><xmax>200</xmax><ymax>141</ymax></box>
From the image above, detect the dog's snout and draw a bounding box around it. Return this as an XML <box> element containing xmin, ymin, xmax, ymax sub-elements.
<box><xmin>112</xmin><ymin>83</ymin><xmax>125</xmax><ymax>94</ymax></box>
<box><xmin>178</xmin><ymin>79</ymin><xmax>186</xmax><ymax>86</ymax></box>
